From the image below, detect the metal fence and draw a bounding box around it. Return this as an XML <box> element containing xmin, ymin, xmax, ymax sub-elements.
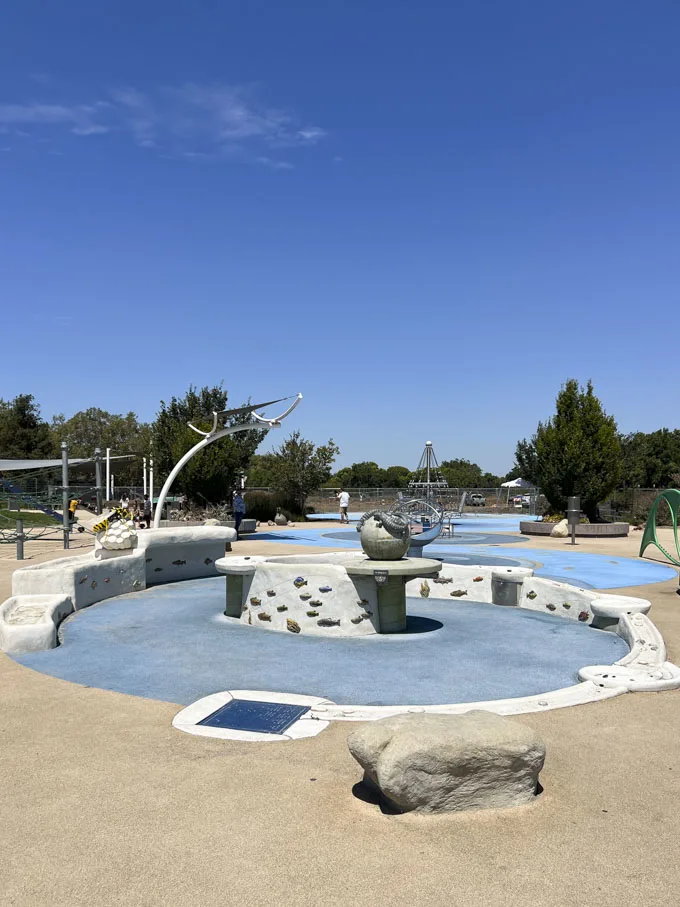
<box><xmin>245</xmin><ymin>487</ymin><xmax>544</xmax><ymax>515</ymax></box>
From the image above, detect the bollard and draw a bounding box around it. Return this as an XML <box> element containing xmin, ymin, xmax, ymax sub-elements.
<box><xmin>567</xmin><ymin>496</ymin><xmax>581</xmax><ymax>546</ymax></box>
<box><xmin>16</xmin><ymin>518</ymin><xmax>24</xmax><ymax>560</ymax></box>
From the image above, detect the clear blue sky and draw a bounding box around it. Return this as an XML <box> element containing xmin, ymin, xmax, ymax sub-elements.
<box><xmin>1</xmin><ymin>1</ymin><xmax>678</xmax><ymax>474</ymax></box>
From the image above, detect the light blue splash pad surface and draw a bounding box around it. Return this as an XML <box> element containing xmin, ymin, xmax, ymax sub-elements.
<box><xmin>13</xmin><ymin>577</ymin><xmax>629</xmax><ymax>707</ymax></box>
<box><xmin>252</xmin><ymin>527</ymin><xmax>676</xmax><ymax>589</ymax></box>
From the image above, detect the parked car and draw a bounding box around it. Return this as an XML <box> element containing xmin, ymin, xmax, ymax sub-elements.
<box><xmin>469</xmin><ymin>493</ymin><xmax>486</xmax><ymax>507</ymax></box>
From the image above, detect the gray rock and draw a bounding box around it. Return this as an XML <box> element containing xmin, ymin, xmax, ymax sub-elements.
<box><xmin>550</xmin><ymin>518</ymin><xmax>569</xmax><ymax>538</ymax></box>
<box><xmin>348</xmin><ymin>711</ymin><xmax>545</xmax><ymax>813</ymax></box>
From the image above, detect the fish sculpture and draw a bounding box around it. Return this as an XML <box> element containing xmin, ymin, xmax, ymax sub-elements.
<box><xmin>317</xmin><ymin>618</ymin><xmax>341</xmax><ymax>627</ymax></box>
<box><xmin>526</xmin><ymin>591</ymin><xmax>537</xmax><ymax>600</ymax></box>
<box><xmin>306</xmin><ymin>610</ymin><xmax>319</xmax><ymax>617</ymax></box>
<box><xmin>473</xmin><ymin>576</ymin><xmax>484</xmax><ymax>583</ymax></box>
<box><xmin>318</xmin><ymin>585</ymin><xmax>332</xmax><ymax>593</ymax></box>
<box><xmin>420</xmin><ymin>581</ymin><xmax>430</xmax><ymax>598</ymax></box>
<box><xmin>258</xmin><ymin>612</ymin><xmax>272</xmax><ymax>622</ymax></box>
<box><xmin>299</xmin><ymin>593</ymin><xmax>312</xmax><ymax>601</ymax></box>
<box><xmin>293</xmin><ymin>577</ymin><xmax>307</xmax><ymax>588</ymax></box>
<box><xmin>450</xmin><ymin>590</ymin><xmax>467</xmax><ymax>597</ymax></box>
<box><xmin>277</xmin><ymin>605</ymin><xmax>288</xmax><ymax>612</ymax></box>
<box><xmin>250</xmin><ymin>597</ymin><xmax>262</xmax><ymax>606</ymax></box>
<box><xmin>266</xmin><ymin>590</ymin><xmax>277</xmax><ymax>597</ymax></box>
<box><xmin>287</xmin><ymin>619</ymin><xmax>301</xmax><ymax>633</ymax></box>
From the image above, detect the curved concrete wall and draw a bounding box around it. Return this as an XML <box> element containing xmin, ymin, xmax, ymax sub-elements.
<box><xmin>520</xmin><ymin>521</ymin><xmax>629</xmax><ymax>537</ymax></box>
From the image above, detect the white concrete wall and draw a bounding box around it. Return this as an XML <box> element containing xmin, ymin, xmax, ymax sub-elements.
<box><xmin>240</xmin><ymin>560</ymin><xmax>378</xmax><ymax>636</ymax></box>
<box><xmin>12</xmin><ymin>552</ymin><xmax>145</xmax><ymax>611</ymax></box>
<box><xmin>136</xmin><ymin>527</ymin><xmax>235</xmax><ymax>585</ymax></box>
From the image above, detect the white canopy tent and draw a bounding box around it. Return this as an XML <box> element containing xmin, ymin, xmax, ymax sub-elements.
<box><xmin>500</xmin><ymin>477</ymin><xmax>534</xmax><ymax>509</ymax></box>
<box><xmin>500</xmin><ymin>478</ymin><xmax>533</xmax><ymax>489</ymax></box>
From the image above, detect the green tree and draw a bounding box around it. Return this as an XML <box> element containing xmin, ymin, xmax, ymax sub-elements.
<box><xmin>512</xmin><ymin>438</ymin><xmax>540</xmax><ymax>485</ymax></box>
<box><xmin>0</xmin><ymin>394</ymin><xmax>52</xmax><ymax>459</ymax></box>
<box><xmin>151</xmin><ymin>385</ymin><xmax>266</xmax><ymax>504</ymax></box>
<box><xmin>620</xmin><ymin>429</ymin><xmax>680</xmax><ymax>488</ymax></box>
<box><xmin>519</xmin><ymin>379</ymin><xmax>622</xmax><ymax>520</ymax></box>
<box><xmin>50</xmin><ymin>408</ymin><xmax>151</xmax><ymax>486</ymax></box>
<box><xmin>383</xmin><ymin>465</ymin><xmax>412</xmax><ymax>488</ymax></box>
<box><xmin>440</xmin><ymin>458</ymin><xmax>486</xmax><ymax>488</ymax></box>
<box><xmin>269</xmin><ymin>431</ymin><xmax>339</xmax><ymax>511</ymax></box>
<box><xmin>245</xmin><ymin>453</ymin><xmax>278</xmax><ymax>487</ymax></box>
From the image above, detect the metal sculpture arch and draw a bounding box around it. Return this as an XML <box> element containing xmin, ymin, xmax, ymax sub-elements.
<box><xmin>153</xmin><ymin>394</ymin><xmax>302</xmax><ymax>528</ymax></box>
<box><xmin>639</xmin><ymin>489</ymin><xmax>680</xmax><ymax>568</ymax></box>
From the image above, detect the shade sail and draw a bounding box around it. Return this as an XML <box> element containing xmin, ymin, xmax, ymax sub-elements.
<box><xmin>0</xmin><ymin>456</ymin><xmax>133</xmax><ymax>471</ymax></box>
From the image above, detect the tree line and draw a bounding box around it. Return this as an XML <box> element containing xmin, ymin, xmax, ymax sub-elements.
<box><xmin>0</xmin><ymin>389</ymin><xmax>338</xmax><ymax>513</ymax></box>
<box><xmin>2</xmin><ymin>381</ymin><xmax>678</xmax><ymax>519</ymax></box>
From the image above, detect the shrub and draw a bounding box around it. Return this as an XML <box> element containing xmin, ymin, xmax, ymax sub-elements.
<box><xmin>243</xmin><ymin>491</ymin><xmax>309</xmax><ymax>522</ymax></box>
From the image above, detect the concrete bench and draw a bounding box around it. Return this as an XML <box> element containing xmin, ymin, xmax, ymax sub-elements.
<box><xmin>0</xmin><ymin>594</ymin><xmax>73</xmax><ymax>653</ymax></box>
<box><xmin>590</xmin><ymin>594</ymin><xmax>651</xmax><ymax>631</ymax></box>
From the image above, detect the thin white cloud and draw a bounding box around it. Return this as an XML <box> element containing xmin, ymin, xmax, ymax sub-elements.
<box><xmin>297</xmin><ymin>126</ymin><xmax>326</xmax><ymax>143</ymax></box>
<box><xmin>0</xmin><ymin>82</ymin><xmax>327</xmax><ymax>168</ymax></box>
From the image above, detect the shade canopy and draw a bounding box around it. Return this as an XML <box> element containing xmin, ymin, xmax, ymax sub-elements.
<box><xmin>500</xmin><ymin>477</ymin><xmax>533</xmax><ymax>488</ymax></box>
<box><xmin>0</xmin><ymin>456</ymin><xmax>133</xmax><ymax>472</ymax></box>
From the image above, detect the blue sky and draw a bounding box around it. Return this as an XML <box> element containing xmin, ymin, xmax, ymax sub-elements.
<box><xmin>1</xmin><ymin>1</ymin><xmax>678</xmax><ymax>474</ymax></box>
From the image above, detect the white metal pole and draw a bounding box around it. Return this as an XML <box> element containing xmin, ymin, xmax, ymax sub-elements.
<box><xmin>106</xmin><ymin>448</ymin><xmax>111</xmax><ymax>501</ymax></box>
<box><xmin>143</xmin><ymin>457</ymin><xmax>147</xmax><ymax>496</ymax></box>
<box><xmin>153</xmin><ymin>394</ymin><xmax>303</xmax><ymax>528</ymax></box>
<box><xmin>149</xmin><ymin>457</ymin><xmax>154</xmax><ymax>525</ymax></box>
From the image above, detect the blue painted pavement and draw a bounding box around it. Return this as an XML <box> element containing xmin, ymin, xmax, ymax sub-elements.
<box><xmin>13</xmin><ymin>577</ymin><xmax>629</xmax><ymax>707</ymax></box>
<box><xmin>253</xmin><ymin>526</ymin><xmax>676</xmax><ymax>589</ymax></box>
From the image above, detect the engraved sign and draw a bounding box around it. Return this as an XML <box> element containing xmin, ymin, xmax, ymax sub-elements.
<box><xmin>198</xmin><ymin>699</ymin><xmax>310</xmax><ymax>734</ymax></box>
<box><xmin>373</xmin><ymin>569</ymin><xmax>389</xmax><ymax>585</ymax></box>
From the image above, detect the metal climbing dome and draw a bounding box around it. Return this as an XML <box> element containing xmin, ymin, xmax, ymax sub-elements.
<box><xmin>408</xmin><ymin>441</ymin><xmax>449</xmax><ymax>503</ymax></box>
<box><xmin>639</xmin><ymin>488</ymin><xmax>680</xmax><ymax>567</ymax></box>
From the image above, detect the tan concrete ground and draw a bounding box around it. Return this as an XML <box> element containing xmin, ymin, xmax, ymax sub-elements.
<box><xmin>1</xmin><ymin>526</ymin><xmax>679</xmax><ymax>906</ymax></box>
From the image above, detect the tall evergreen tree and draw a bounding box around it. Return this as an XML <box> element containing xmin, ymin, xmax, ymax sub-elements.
<box><xmin>515</xmin><ymin>379</ymin><xmax>622</xmax><ymax>520</ymax></box>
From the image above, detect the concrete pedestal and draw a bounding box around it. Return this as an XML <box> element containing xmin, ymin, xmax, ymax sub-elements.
<box><xmin>346</xmin><ymin>558</ymin><xmax>442</xmax><ymax>633</ymax></box>
<box><xmin>216</xmin><ymin>561</ymin><xmax>255</xmax><ymax>617</ymax></box>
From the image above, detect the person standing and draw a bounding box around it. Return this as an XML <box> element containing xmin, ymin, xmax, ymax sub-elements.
<box><xmin>337</xmin><ymin>487</ymin><xmax>350</xmax><ymax>523</ymax></box>
<box><xmin>120</xmin><ymin>494</ymin><xmax>130</xmax><ymax>512</ymax></box>
<box><xmin>68</xmin><ymin>498</ymin><xmax>79</xmax><ymax>527</ymax></box>
<box><xmin>232</xmin><ymin>490</ymin><xmax>246</xmax><ymax>538</ymax></box>
<box><xmin>142</xmin><ymin>493</ymin><xmax>152</xmax><ymax>528</ymax></box>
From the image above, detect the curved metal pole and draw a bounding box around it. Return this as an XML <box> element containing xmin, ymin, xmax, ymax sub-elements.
<box><xmin>152</xmin><ymin>394</ymin><xmax>303</xmax><ymax>528</ymax></box>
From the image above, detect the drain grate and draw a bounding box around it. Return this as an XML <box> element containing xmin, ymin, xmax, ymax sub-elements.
<box><xmin>198</xmin><ymin>699</ymin><xmax>310</xmax><ymax>734</ymax></box>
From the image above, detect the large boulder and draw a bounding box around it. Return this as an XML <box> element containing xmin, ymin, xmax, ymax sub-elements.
<box><xmin>550</xmin><ymin>518</ymin><xmax>569</xmax><ymax>538</ymax></box>
<box><xmin>348</xmin><ymin>711</ymin><xmax>545</xmax><ymax>813</ymax></box>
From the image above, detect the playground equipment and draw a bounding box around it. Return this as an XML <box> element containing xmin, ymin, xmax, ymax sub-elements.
<box><xmin>639</xmin><ymin>489</ymin><xmax>680</xmax><ymax>568</ymax></box>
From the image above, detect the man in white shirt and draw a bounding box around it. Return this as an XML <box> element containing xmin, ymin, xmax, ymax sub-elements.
<box><xmin>337</xmin><ymin>488</ymin><xmax>350</xmax><ymax>523</ymax></box>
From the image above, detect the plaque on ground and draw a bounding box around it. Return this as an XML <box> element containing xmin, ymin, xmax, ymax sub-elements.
<box><xmin>198</xmin><ymin>699</ymin><xmax>310</xmax><ymax>734</ymax></box>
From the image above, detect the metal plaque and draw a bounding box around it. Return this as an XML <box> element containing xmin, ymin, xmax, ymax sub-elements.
<box><xmin>198</xmin><ymin>699</ymin><xmax>310</xmax><ymax>734</ymax></box>
<box><xmin>373</xmin><ymin>569</ymin><xmax>389</xmax><ymax>585</ymax></box>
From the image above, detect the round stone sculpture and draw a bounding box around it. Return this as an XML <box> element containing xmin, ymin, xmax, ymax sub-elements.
<box><xmin>356</xmin><ymin>510</ymin><xmax>410</xmax><ymax>561</ymax></box>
